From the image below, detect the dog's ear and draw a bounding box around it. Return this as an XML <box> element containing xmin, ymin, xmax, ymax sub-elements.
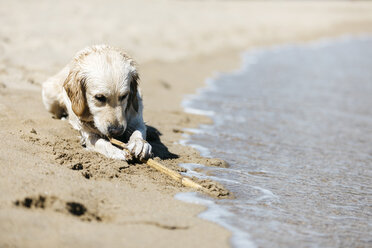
<box><xmin>63</xmin><ymin>70</ymin><xmax>89</xmax><ymax>117</ymax></box>
<box><xmin>118</xmin><ymin>49</ymin><xmax>139</xmax><ymax>113</ymax></box>
<box><xmin>127</xmin><ymin>70</ymin><xmax>139</xmax><ymax>113</ymax></box>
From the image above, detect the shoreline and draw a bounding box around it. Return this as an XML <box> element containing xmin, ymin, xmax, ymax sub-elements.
<box><xmin>1</xmin><ymin>1</ymin><xmax>372</xmax><ymax>247</ymax></box>
<box><xmin>171</xmin><ymin>34</ymin><xmax>372</xmax><ymax>247</ymax></box>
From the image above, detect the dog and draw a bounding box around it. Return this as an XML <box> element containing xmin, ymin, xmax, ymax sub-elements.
<box><xmin>42</xmin><ymin>45</ymin><xmax>152</xmax><ymax>161</ymax></box>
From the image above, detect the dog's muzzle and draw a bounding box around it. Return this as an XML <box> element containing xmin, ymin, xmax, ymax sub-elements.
<box><xmin>108</xmin><ymin>125</ymin><xmax>125</xmax><ymax>137</ymax></box>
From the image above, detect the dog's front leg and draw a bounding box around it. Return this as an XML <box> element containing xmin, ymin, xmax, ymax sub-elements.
<box><xmin>85</xmin><ymin>133</ymin><xmax>131</xmax><ymax>160</ymax></box>
<box><xmin>127</xmin><ymin>129</ymin><xmax>152</xmax><ymax>161</ymax></box>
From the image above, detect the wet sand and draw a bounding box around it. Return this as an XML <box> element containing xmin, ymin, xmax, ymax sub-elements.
<box><xmin>1</xmin><ymin>0</ymin><xmax>372</xmax><ymax>247</ymax></box>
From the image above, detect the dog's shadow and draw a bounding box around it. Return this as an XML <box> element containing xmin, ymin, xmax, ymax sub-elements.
<box><xmin>118</xmin><ymin>125</ymin><xmax>178</xmax><ymax>160</ymax></box>
<box><xmin>145</xmin><ymin>125</ymin><xmax>179</xmax><ymax>159</ymax></box>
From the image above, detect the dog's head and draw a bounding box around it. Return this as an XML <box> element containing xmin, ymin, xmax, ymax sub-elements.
<box><xmin>63</xmin><ymin>45</ymin><xmax>139</xmax><ymax>137</ymax></box>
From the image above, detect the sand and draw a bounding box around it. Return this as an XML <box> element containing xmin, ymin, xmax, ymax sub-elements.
<box><xmin>1</xmin><ymin>0</ymin><xmax>372</xmax><ymax>247</ymax></box>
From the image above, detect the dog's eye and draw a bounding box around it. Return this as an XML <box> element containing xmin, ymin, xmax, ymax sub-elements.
<box><xmin>95</xmin><ymin>94</ymin><xmax>107</xmax><ymax>103</ymax></box>
<box><xmin>119</xmin><ymin>93</ymin><xmax>128</xmax><ymax>102</ymax></box>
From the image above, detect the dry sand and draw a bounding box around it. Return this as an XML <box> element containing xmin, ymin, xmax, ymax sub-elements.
<box><xmin>1</xmin><ymin>1</ymin><xmax>372</xmax><ymax>247</ymax></box>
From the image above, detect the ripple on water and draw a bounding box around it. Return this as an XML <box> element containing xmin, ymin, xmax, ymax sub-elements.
<box><xmin>178</xmin><ymin>35</ymin><xmax>372</xmax><ymax>248</ymax></box>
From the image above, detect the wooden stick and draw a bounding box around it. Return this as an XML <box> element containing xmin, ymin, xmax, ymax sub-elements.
<box><xmin>110</xmin><ymin>138</ymin><xmax>204</xmax><ymax>191</ymax></box>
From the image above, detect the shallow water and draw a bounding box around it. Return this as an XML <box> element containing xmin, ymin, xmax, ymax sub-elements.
<box><xmin>178</xmin><ymin>36</ymin><xmax>372</xmax><ymax>247</ymax></box>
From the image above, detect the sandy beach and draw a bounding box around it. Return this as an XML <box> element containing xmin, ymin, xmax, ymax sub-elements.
<box><xmin>1</xmin><ymin>1</ymin><xmax>372</xmax><ymax>247</ymax></box>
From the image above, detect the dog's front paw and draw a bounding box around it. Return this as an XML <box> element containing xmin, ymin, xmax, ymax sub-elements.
<box><xmin>107</xmin><ymin>146</ymin><xmax>133</xmax><ymax>161</ymax></box>
<box><xmin>127</xmin><ymin>137</ymin><xmax>152</xmax><ymax>161</ymax></box>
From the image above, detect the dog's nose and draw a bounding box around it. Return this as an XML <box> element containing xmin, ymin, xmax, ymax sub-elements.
<box><xmin>108</xmin><ymin>125</ymin><xmax>124</xmax><ymax>137</ymax></box>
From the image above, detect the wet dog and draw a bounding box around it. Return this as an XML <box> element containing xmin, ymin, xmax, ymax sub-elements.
<box><xmin>42</xmin><ymin>45</ymin><xmax>151</xmax><ymax>161</ymax></box>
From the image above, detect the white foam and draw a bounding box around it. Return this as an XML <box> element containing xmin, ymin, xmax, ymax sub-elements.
<box><xmin>183</xmin><ymin>128</ymin><xmax>205</xmax><ymax>134</ymax></box>
<box><xmin>179</xmin><ymin>164</ymin><xmax>205</xmax><ymax>178</ymax></box>
<box><xmin>178</xmin><ymin>163</ymin><xmax>241</xmax><ymax>184</ymax></box>
<box><xmin>179</xmin><ymin>163</ymin><xmax>240</xmax><ymax>184</ymax></box>
<box><xmin>176</xmin><ymin>133</ymin><xmax>189</xmax><ymax>146</ymax></box>
<box><xmin>187</xmin><ymin>144</ymin><xmax>212</xmax><ymax>157</ymax></box>
<box><xmin>179</xmin><ymin>162</ymin><xmax>205</xmax><ymax>171</ymax></box>
<box><xmin>251</xmin><ymin>186</ymin><xmax>279</xmax><ymax>203</ymax></box>
<box><xmin>177</xmin><ymin>138</ymin><xmax>187</xmax><ymax>146</ymax></box>
<box><xmin>175</xmin><ymin>192</ymin><xmax>257</xmax><ymax>248</ymax></box>
<box><xmin>182</xmin><ymin>81</ymin><xmax>216</xmax><ymax>117</ymax></box>
<box><xmin>178</xmin><ymin>138</ymin><xmax>212</xmax><ymax>157</ymax></box>
<box><xmin>183</xmin><ymin>107</ymin><xmax>215</xmax><ymax>116</ymax></box>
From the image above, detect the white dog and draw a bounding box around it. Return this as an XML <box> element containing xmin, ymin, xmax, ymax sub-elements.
<box><xmin>42</xmin><ymin>45</ymin><xmax>152</xmax><ymax>161</ymax></box>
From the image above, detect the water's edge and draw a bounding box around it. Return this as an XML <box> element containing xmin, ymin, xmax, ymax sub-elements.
<box><xmin>174</xmin><ymin>34</ymin><xmax>372</xmax><ymax>248</ymax></box>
